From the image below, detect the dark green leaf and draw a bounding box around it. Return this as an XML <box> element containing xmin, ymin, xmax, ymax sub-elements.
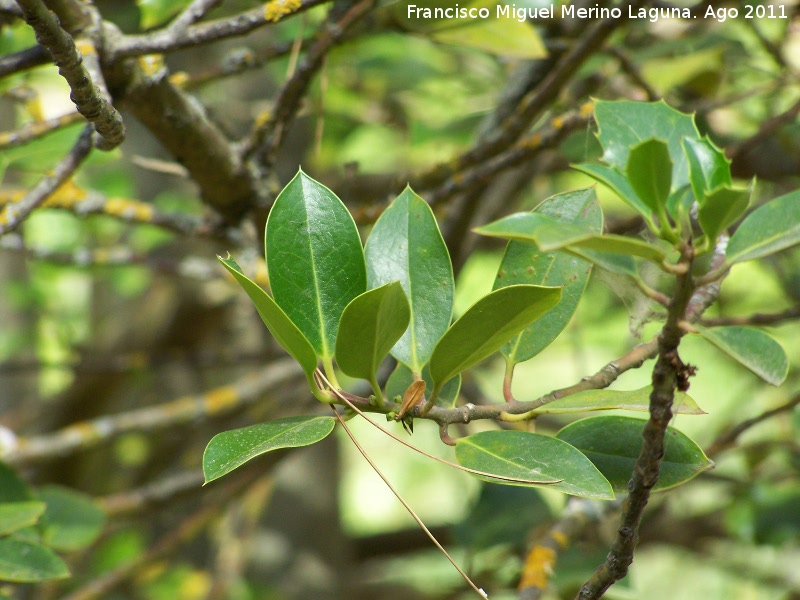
<box><xmin>266</xmin><ymin>170</ymin><xmax>367</xmax><ymax>360</ymax></box>
<box><xmin>219</xmin><ymin>255</ymin><xmax>317</xmax><ymax>380</ymax></box>
<box><xmin>455</xmin><ymin>430</ymin><xmax>614</xmax><ymax>499</ymax></box>
<box><xmin>386</xmin><ymin>362</ymin><xmax>461</xmax><ymax>410</ymax></box>
<box><xmin>0</xmin><ymin>463</ymin><xmax>34</xmax><ymax>503</ymax></box>
<box><xmin>594</xmin><ymin>99</ymin><xmax>699</xmax><ymax>190</ymax></box>
<box><xmin>203</xmin><ymin>416</ymin><xmax>336</xmax><ymax>483</ymax></box>
<box><xmin>335</xmin><ymin>282</ymin><xmax>410</xmax><ymax>383</ymax></box>
<box><xmin>39</xmin><ymin>486</ymin><xmax>106</xmax><ymax>552</ymax></box>
<box><xmin>0</xmin><ymin>539</ymin><xmax>69</xmax><ymax>582</ymax></box>
<box><xmin>495</xmin><ymin>188</ymin><xmax>599</xmax><ymax>364</ymax></box>
<box><xmin>531</xmin><ymin>386</ymin><xmax>705</xmax><ymax>415</ymax></box>
<box><xmin>626</xmin><ymin>139</ymin><xmax>672</xmax><ymax>217</ymax></box>
<box><xmin>697</xmin><ymin>186</ymin><xmax>750</xmax><ymax>244</ymax></box>
<box><xmin>556</xmin><ymin>416</ymin><xmax>713</xmax><ymax>493</ymax></box>
<box><xmin>428</xmin><ymin>285</ymin><xmax>561</xmax><ymax>393</ymax></box>
<box><xmin>0</xmin><ymin>502</ymin><xmax>45</xmax><ymax>536</ymax></box>
<box><xmin>573</xmin><ymin>163</ymin><xmax>650</xmax><ymax>218</ymax></box>
<box><xmin>682</xmin><ymin>136</ymin><xmax>731</xmax><ymax>202</ymax></box>
<box><xmin>365</xmin><ymin>187</ymin><xmax>453</xmax><ymax>372</ymax></box>
<box><xmin>696</xmin><ymin>325</ymin><xmax>788</xmax><ymax>386</ymax></box>
<box><xmin>726</xmin><ymin>190</ymin><xmax>800</xmax><ymax>264</ymax></box>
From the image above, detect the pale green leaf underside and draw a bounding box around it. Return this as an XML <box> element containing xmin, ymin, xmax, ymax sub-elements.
<box><xmin>556</xmin><ymin>416</ymin><xmax>713</xmax><ymax>493</ymax></box>
<box><xmin>0</xmin><ymin>502</ymin><xmax>45</xmax><ymax>536</ymax></box>
<box><xmin>531</xmin><ymin>386</ymin><xmax>705</xmax><ymax>415</ymax></box>
<box><xmin>696</xmin><ymin>325</ymin><xmax>788</xmax><ymax>386</ymax></box>
<box><xmin>726</xmin><ymin>190</ymin><xmax>800</xmax><ymax>265</ymax></box>
<box><xmin>203</xmin><ymin>416</ymin><xmax>336</xmax><ymax>483</ymax></box>
<box><xmin>456</xmin><ymin>430</ymin><xmax>614</xmax><ymax>499</ymax></box>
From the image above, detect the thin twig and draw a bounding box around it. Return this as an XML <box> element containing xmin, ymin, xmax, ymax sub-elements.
<box><xmin>699</xmin><ymin>304</ymin><xmax>800</xmax><ymax>327</ymax></box>
<box><xmin>0</xmin><ymin>124</ymin><xmax>93</xmax><ymax>235</ymax></box>
<box><xmin>16</xmin><ymin>0</ymin><xmax>125</xmax><ymax>149</ymax></box>
<box><xmin>331</xmin><ymin>406</ymin><xmax>489</xmax><ymax>599</ymax></box>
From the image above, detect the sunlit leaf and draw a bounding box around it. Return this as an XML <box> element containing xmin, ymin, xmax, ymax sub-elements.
<box><xmin>494</xmin><ymin>188</ymin><xmax>599</xmax><ymax>364</ymax></box>
<box><xmin>695</xmin><ymin>325</ymin><xmax>788</xmax><ymax>386</ymax></box>
<box><xmin>556</xmin><ymin>416</ymin><xmax>713</xmax><ymax>493</ymax></box>
<box><xmin>0</xmin><ymin>539</ymin><xmax>69</xmax><ymax>582</ymax></box>
<box><xmin>531</xmin><ymin>386</ymin><xmax>705</xmax><ymax>415</ymax></box>
<box><xmin>38</xmin><ymin>486</ymin><xmax>106</xmax><ymax>552</ymax></box>
<box><xmin>573</xmin><ymin>163</ymin><xmax>650</xmax><ymax>218</ymax></box>
<box><xmin>697</xmin><ymin>186</ymin><xmax>750</xmax><ymax>244</ymax></box>
<box><xmin>626</xmin><ymin>139</ymin><xmax>672</xmax><ymax>217</ymax></box>
<box><xmin>682</xmin><ymin>136</ymin><xmax>732</xmax><ymax>202</ymax></box>
<box><xmin>219</xmin><ymin>255</ymin><xmax>317</xmax><ymax>380</ymax></box>
<box><xmin>0</xmin><ymin>502</ymin><xmax>45</xmax><ymax>536</ymax></box>
<box><xmin>335</xmin><ymin>282</ymin><xmax>410</xmax><ymax>383</ymax></box>
<box><xmin>266</xmin><ymin>170</ymin><xmax>366</xmax><ymax>360</ymax></box>
<box><xmin>726</xmin><ymin>190</ymin><xmax>800</xmax><ymax>264</ymax></box>
<box><xmin>429</xmin><ymin>285</ymin><xmax>561</xmax><ymax>394</ymax></box>
<box><xmin>203</xmin><ymin>416</ymin><xmax>337</xmax><ymax>484</ymax></box>
<box><xmin>455</xmin><ymin>431</ymin><xmax>614</xmax><ymax>499</ymax></box>
<box><xmin>593</xmin><ymin>99</ymin><xmax>700</xmax><ymax>191</ymax></box>
<box><xmin>365</xmin><ymin>187</ymin><xmax>453</xmax><ymax>373</ymax></box>
<box><xmin>137</xmin><ymin>0</ymin><xmax>191</xmax><ymax>29</ymax></box>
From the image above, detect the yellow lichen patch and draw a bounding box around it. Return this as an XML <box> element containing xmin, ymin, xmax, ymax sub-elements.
<box><xmin>105</xmin><ymin>198</ymin><xmax>155</xmax><ymax>222</ymax></box>
<box><xmin>204</xmin><ymin>386</ymin><xmax>239</xmax><ymax>414</ymax></box>
<box><xmin>75</xmin><ymin>39</ymin><xmax>97</xmax><ymax>56</ymax></box>
<box><xmin>551</xmin><ymin>115</ymin><xmax>564</xmax><ymax>129</ymax></box>
<box><xmin>264</xmin><ymin>0</ymin><xmax>302</xmax><ymax>23</ymax></box>
<box><xmin>522</xmin><ymin>133</ymin><xmax>542</xmax><ymax>149</ymax></box>
<box><xmin>168</xmin><ymin>71</ymin><xmax>190</xmax><ymax>88</ymax></box>
<box><xmin>518</xmin><ymin>545</ymin><xmax>557</xmax><ymax>590</ymax></box>
<box><xmin>551</xmin><ymin>529</ymin><xmax>569</xmax><ymax>548</ymax></box>
<box><xmin>253</xmin><ymin>260</ymin><xmax>270</xmax><ymax>288</ymax></box>
<box><xmin>580</xmin><ymin>100</ymin><xmax>595</xmax><ymax>118</ymax></box>
<box><xmin>138</xmin><ymin>54</ymin><xmax>165</xmax><ymax>77</ymax></box>
<box><xmin>43</xmin><ymin>180</ymin><xmax>87</xmax><ymax>208</ymax></box>
<box><xmin>0</xmin><ymin>190</ymin><xmax>26</xmax><ymax>206</ymax></box>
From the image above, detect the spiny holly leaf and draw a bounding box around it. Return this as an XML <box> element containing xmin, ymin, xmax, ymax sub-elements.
<box><xmin>335</xmin><ymin>282</ymin><xmax>410</xmax><ymax>384</ymax></box>
<box><xmin>626</xmin><ymin>138</ymin><xmax>672</xmax><ymax>219</ymax></box>
<box><xmin>455</xmin><ymin>430</ymin><xmax>614</xmax><ymax>499</ymax></box>
<box><xmin>203</xmin><ymin>416</ymin><xmax>336</xmax><ymax>484</ymax></box>
<box><xmin>682</xmin><ymin>136</ymin><xmax>732</xmax><ymax>202</ymax></box>
<box><xmin>365</xmin><ymin>187</ymin><xmax>453</xmax><ymax>373</ymax></box>
<box><xmin>266</xmin><ymin>170</ymin><xmax>366</xmax><ymax>360</ymax></box>
<box><xmin>556</xmin><ymin>416</ymin><xmax>713</xmax><ymax>493</ymax></box>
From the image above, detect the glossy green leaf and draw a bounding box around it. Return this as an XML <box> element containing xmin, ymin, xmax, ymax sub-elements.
<box><xmin>495</xmin><ymin>189</ymin><xmax>599</xmax><ymax>364</ymax></box>
<box><xmin>476</xmin><ymin>212</ymin><xmax>666</xmax><ymax>263</ymax></box>
<box><xmin>455</xmin><ymin>431</ymin><xmax>614</xmax><ymax>499</ymax></box>
<box><xmin>556</xmin><ymin>416</ymin><xmax>713</xmax><ymax>493</ymax></box>
<box><xmin>567</xmin><ymin>247</ymin><xmax>638</xmax><ymax>277</ymax></box>
<box><xmin>0</xmin><ymin>539</ymin><xmax>69</xmax><ymax>582</ymax></box>
<box><xmin>335</xmin><ymin>282</ymin><xmax>410</xmax><ymax>383</ymax></box>
<box><xmin>386</xmin><ymin>362</ymin><xmax>461</xmax><ymax>410</ymax></box>
<box><xmin>203</xmin><ymin>416</ymin><xmax>336</xmax><ymax>484</ymax></box>
<box><xmin>429</xmin><ymin>285</ymin><xmax>561</xmax><ymax>392</ymax></box>
<box><xmin>682</xmin><ymin>136</ymin><xmax>731</xmax><ymax>202</ymax></box>
<box><xmin>365</xmin><ymin>187</ymin><xmax>453</xmax><ymax>372</ymax></box>
<box><xmin>626</xmin><ymin>139</ymin><xmax>672</xmax><ymax>217</ymax></box>
<box><xmin>573</xmin><ymin>163</ymin><xmax>650</xmax><ymax>218</ymax></box>
<box><xmin>531</xmin><ymin>386</ymin><xmax>705</xmax><ymax>415</ymax></box>
<box><xmin>697</xmin><ymin>186</ymin><xmax>750</xmax><ymax>243</ymax></box>
<box><xmin>594</xmin><ymin>99</ymin><xmax>699</xmax><ymax>191</ymax></box>
<box><xmin>219</xmin><ymin>255</ymin><xmax>317</xmax><ymax>380</ymax></box>
<box><xmin>696</xmin><ymin>325</ymin><xmax>788</xmax><ymax>386</ymax></box>
<box><xmin>0</xmin><ymin>502</ymin><xmax>45</xmax><ymax>536</ymax></box>
<box><xmin>726</xmin><ymin>190</ymin><xmax>800</xmax><ymax>264</ymax></box>
<box><xmin>39</xmin><ymin>486</ymin><xmax>106</xmax><ymax>552</ymax></box>
<box><xmin>266</xmin><ymin>170</ymin><xmax>366</xmax><ymax>360</ymax></box>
